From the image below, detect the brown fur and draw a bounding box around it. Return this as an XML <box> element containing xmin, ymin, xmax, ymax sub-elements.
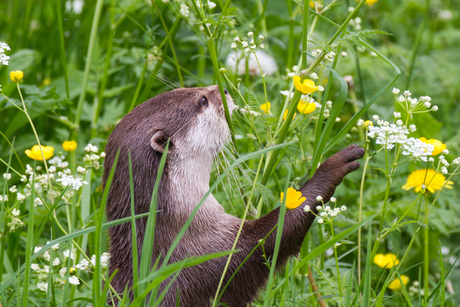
<box><xmin>102</xmin><ymin>85</ymin><xmax>364</xmax><ymax>306</ymax></box>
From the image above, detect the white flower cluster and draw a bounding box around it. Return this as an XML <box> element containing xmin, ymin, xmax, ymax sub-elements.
<box><xmin>285</xmin><ymin>65</ymin><xmax>299</xmax><ymax>78</ymax></box>
<box><xmin>84</xmin><ymin>143</ymin><xmax>105</xmax><ymax>169</ymax></box>
<box><xmin>349</xmin><ymin>17</ymin><xmax>362</xmax><ymax>30</ymax></box>
<box><xmin>401</xmin><ymin>138</ymin><xmax>434</xmax><ymax>162</ymax></box>
<box><xmin>231</xmin><ymin>32</ymin><xmax>265</xmax><ymax>53</ymax></box>
<box><xmin>195</xmin><ymin>0</ymin><xmax>216</xmax><ymax>9</ymax></box>
<box><xmin>367</xmin><ymin>117</ymin><xmax>410</xmax><ymax>150</ymax></box>
<box><xmin>311</xmin><ymin>49</ymin><xmax>322</xmax><ymax>57</ymax></box>
<box><xmin>7</xmin><ymin>208</ymin><xmax>24</xmax><ymax>232</ymax></box>
<box><xmin>147</xmin><ymin>46</ymin><xmax>162</xmax><ymax>63</ymax></box>
<box><xmin>239</xmin><ymin>105</ymin><xmax>261</xmax><ymax>117</ymax></box>
<box><xmin>31</xmin><ymin>245</ymin><xmax>109</xmax><ymax>291</ymax></box>
<box><xmin>0</xmin><ymin>42</ymin><xmax>10</xmax><ymax>66</ymax></box>
<box><xmin>393</xmin><ymin>88</ymin><xmax>438</xmax><ymax>115</ymax></box>
<box><xmin>325</xmin><ymin>51</ymin><xmax>336</xmax><ymax>62</ymax></box>
<box><xmin>179</xmin><ymin>3</ymin><xmax>189</xmax><ymax>17</ymax></box>
<box><xmin>304</xmin><ymin>196</ymin><xmax>346</xmax><ymax>223</ymax></box>
<box><xmin>56</xmin><ymin>174</ymin><xmax>88</xmax><ymax>191</ymax></box>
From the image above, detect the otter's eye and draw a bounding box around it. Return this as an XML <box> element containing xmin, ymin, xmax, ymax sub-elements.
<box><xmin>201</xmin><ymin>96</ymin><xmax>209</xmax><ymax>108</ymax></box>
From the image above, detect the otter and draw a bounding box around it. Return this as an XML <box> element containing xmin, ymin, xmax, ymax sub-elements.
<box><xmin>103</xmin><ymin>85</ymin><xmax>364</xmax><ymax>306</ymax></box>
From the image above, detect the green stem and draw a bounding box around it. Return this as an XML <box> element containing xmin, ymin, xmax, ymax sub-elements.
<box><xmin>153</xmin><ymin>1</ymin><xmax>184</xmax><ymax>87</ymax></box>
<box><xmin>92</xmin><ymin>0</ymin><xmax>116</xmax><ymax>138</ymax></box>
<box><xmin>55</xmin><ymin>0</ymin><xmax>70</xmax><ymax>100</ymax></box>
<box><xmin>423</xmin><ymin>195</ymin><xmax>429</xmax><ymax>302</ymax></box>
<box><xmin>330</xmin><ymin>222</ymin><xmax>342</xmax><ymax>298</ymax></box>
<box><xmin>406</xmin><ymin>0</ymin><xmax>431</xmax><ymax>89</ymax></box>
<box><xmin>207</xmin><ymin>38</ymin><xmax>238</xmax><ymax>149</ymax></box>
<box><xmin>357</xmin><ymin>136</ymin><xmax>370</xmax><ymax>284</ymax></box>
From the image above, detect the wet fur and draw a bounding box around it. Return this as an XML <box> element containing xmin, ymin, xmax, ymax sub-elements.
<box><xmin>103</xmin><ymin>86</ymin><xmax>364</xmax><ymax>306</ymax></box>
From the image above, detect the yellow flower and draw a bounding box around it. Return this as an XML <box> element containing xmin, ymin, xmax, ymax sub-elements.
<box><xmin>373</xmin><ymin>253</ymin><xmax>400</xmax><ymax>269</ymax></box>
<box><xmin>62</xmin><ymin>141</ymin><xmax>77</xmax><ymax>152</ymax></box>
<box><xmin>69</xmin><ymin>267</ymin><xmax>77</xmax><ymax>274</ymax></box>
<box><xmin>10</xmin><ymin>70</ymin><xmax>24</xmax><ymax>83</ymax></box>
<box><xmin>297</xmin><ymin>99</ymin><xmax>316</xmax><ymax>115</ymax></box>
<box><xmin>363</xmin><ymin>120</ymin><xmax>373</xmax><ymax>128</ymax></box>
<box><xmin>402</xmin><ymin>169</ymin><xmax>453</xmax><ymax>194</ymax></box>
<box><xmin>42</xmin><ymin>78</ymin><xmax>51</xmax><ymax>86</ymax></box>
<box><xmin>280</xmin><ymin>187</ymin><xmax>306</xmax><ymax>210</ymax></box>
<box><xmin>293</xmin><ymin>76</ymin><xmax>319</xmax><ymax>94</ymax></box>
<box><xmin>25</xmin><ymin>145</ymin><xmax>54</xmax><ymax>161</ymax></box>
<box><xmin>419</xmin><ymin>137</ymin><xmax>446</xmax><ymax>156</ymax></box>
<box><xmin>388</xmin><ymin>275</ymin><xmax>409</xmax><ymax>290</ymax></box>
<box><xmin>260</xmin><ymin>102</ymin><xmax>271</xmax><ymax>114</ymax></box>
<box><xmin>283</xmin><ymin>110</ymin><xmax>296</xmax><ymax>121</ymax></box>
<box><xmin>309</xmin><ymin>0</ymin><xmax>315</xmax><ymax>8</ymax></box>
<box><xmin>358</xmin><ymin>0</ymin><xmax>378</xmax><ymax>6</ymax></box>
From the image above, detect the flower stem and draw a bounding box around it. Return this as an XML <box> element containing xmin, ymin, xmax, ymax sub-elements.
<box><xmin>423</xmin><ymin>195</ymin><xmax>429</xmax><ymax>302</ymax></box>
<box><xmin>358</xmin><ymin>136</ymin><xmax>370</xmax><ymax>284</ymax></box>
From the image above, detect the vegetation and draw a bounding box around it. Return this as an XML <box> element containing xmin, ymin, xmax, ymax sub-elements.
<box><xmin>1</xmin><ymin>0</ymin><xmax>459</xmax><ymax>306</ymax></box>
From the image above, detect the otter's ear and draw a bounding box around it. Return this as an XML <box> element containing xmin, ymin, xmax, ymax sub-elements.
<box><xmin>150</xmin><ymin>130</ymin><xmax>172</xmax><ymax>153</ymax></box>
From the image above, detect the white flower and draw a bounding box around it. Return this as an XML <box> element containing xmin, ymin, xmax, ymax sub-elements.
<box><xmin>409</xmin><ymin>124</ymin><xmax>417</xmax><ymax>132</ymax></box>
<box><xmin>357</xmin><ymin>119</ymin><xmax>364</xmax><ymax>126</ymax></box>
<box><xmin>43</xmin><ymin>251</ymin><xmax>50</xmax><ymax>261</ymax></box>
<box><xmin>326</xmin><ymin>101</ymin><xmax>332</xmax><ymax>108</ymax></box>
<box><xmin>396</xmin><ymin>119</ymin><xmax>403</xmax><ymax>126</ymax></box>
<box><xmin>341</xmin><ymin>52</ymin><xmax>347</xmax><ymax>57</ymax></box>
<box><xmin>207</xmin><ymin>1</ymin><xmax>216</xmax><ymax>9</ymax></box>
<box><xmin>340</xmin><ymin>206</ymin><xmax>347</xmax><ymax>211</ymax></box>
<box><xmin>63</xmin><ymin>249</ymin><xmax>75</xmax><ymax>260</ymax></box>
<box><xmin>402</xmin><ymin>137</ymin><xmax>434</xmax><ymax>162</ymax></box>
<box><xmin>317</xmin><ymin>218</ymin><xmax>324</xmax><ymax>224</ymax></box>
<box><xmin>225</xmin><ymin>50</ymin><xmax>278</xmax><ymax>76</ymax></box>
<box><xmin>259</xmin><ymin>34</ymin><xmax>264</xmax><ymax>40</ymax></box>
<box><xmin>179</xmin><ymin>3</ymin><xmax>189</xmax><ymax>17</ymax></box>
<box><xmin>442</xmin><ymin>149</ymin><xmax>449</xmax><ymax>155</ymax></box>
<box><xmin>57</xmin><ymin>175</ymin><xmax>88</xmax><ymax>191</ymax></box>
<box><xmin>247</xmin><ymin>31</ymin><xmax>253</xmax><ymax>37</ymax></box>
<box><xmin>241</xmin><ymin>41</ymin><xmax>248</xmax><ymax>48</ymax></box>
<box><xmin>335</xmin><ymin>117</ymin><xmax>341</xmax><ymax>122</ymax></box>
<box><xmin>8</xmin><ymin>185</ymin><xmax>17</xmax><ymax>193</ymax></box>
<box><xmin>0</xmin><ymin>42</ymin><xmax>11</xmax><ymax>65</ymax></box>
<box><xmin>330</xmin><ymin>197</ymin><xmax>337</xmax><ymax>203</ymax></box>
<box><xmin>441</xmin><ymin>167</ymin><xmax>448</xmax><ymax>175</ymax></box>
<box><xmin>37</xmin><ymin>282</ymin><xmax>48</xmax><ymax>292</ymax></box>
<box><xmin>453</xmin><ymin>157</ymin><xmax>460</xmax><ymax>165</ymax></box>
<box><xmin>372</xmin><ymin>115</ymin><xmax>379</xmax><ymax>121</ymax></box>
<box><xmin>259</xmin><ymin>44</ymin><xmax>265</xmax><ymax>49</ymax></box>
<box><xmin>100</xmin><ymin>152</ymin><xmax>106</xmax><ymax>158</ymax></box>
<box><xmin>392</xmin><ymin>88</ymin><xmax>400</xmax><ymax>95</ymax></box>
<box><xmin>432</xmin><ymin>106</ymin><xmax>438</xmax><ymax>111</ymax></box>
<box><xmin>68</xmin><ymin>276</ymin><xmax>80</xmax><ymax>285</ymax></box>
<box><xmin>53</xmin><ymin>258</ymin><xmax>60</xmax><ymax>266</ymax></box>
<box><xmin>316</xmin><ymin>206</ymin><xmax>322</xmax><ymax>210</ymax></box>
<box><xmin>76</xmin><ymin>259</ymin><xmax>90</xmax><ymax>271</ymax></box>
<box><xmin>101</xmin><ymin>252</ymin><xmax>110</xmax><ymax>268</ymax></box>
<box><xmin>439</xmin><ymin>10</ymin><xmax>452</xmax><ymax>20</ymax></box>
<box><xmin>320</xmin><ymin>212</ymin><xmax>327</xmax><ymax>217</ymax></box>
<box><xmin>16</xmin><ymin>192</ymin><xmax>26</xmax><ymax>202</ymax></box>
<box><xmin>317</xmin><ymin>85</ymin><xmax>325</xmax><ymax>91</ymax></box>
<box><xmin>31</xmin><ymin>263</ymin><xmax>40</xmax><ymax>271</ymax></box>
<box><xmin>393</xmin><ymin>112</ymin><xmax>401</xmax><ymax>118</ymax></box>
<box><xmin>428</xmin><ymin>157</ymin><xmax>434</xmax><ymax>162</ymax></box>
<box><xmin>403</xmin><ymin>90</ymin><xmax>411</xmax><ymax>96</ymax></box>
<box><xmin>3</xmin><ymin>173</ymin><xmax>11</xmax><ymax>180</ymax></box>
<box><xmin>59</xmin><ymin>267</ymin><xmax>67</xmax><ymax>277</ymax></box>
<box><xmin>231</xmin><ymin>43</ymin><xmax>237</xmax><ymax>49</ymax></box>
<box><xmin>234</xmin><ymin>36</ymin><xmax>240</xmax><ymax>42</ymax></box>
<box><xmin>34</xmin><ymin>197</ymin><xmax>43</xmax><ymax>207</ymax></box>
<box><xmin>316</xmin><ymin>196</ymin><xmax>323</xmax><ymax>202</ymax></box>
<box><xmin>335</xmin><ymin>242</ymin><xmax>342</xmax><ymax>248</ymax></box>
<box><xmin>304</xmin><ymin>205</ymin><xmax>311</xmax><ymax>212</ymax></box>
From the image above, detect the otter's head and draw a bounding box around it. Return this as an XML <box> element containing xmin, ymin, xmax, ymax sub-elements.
<box><xmin>147</xmin><ymin>85</ymin><xmax>235</xmax><ymax>159</ymax></box>
<box><xmin>106</xmin><ymin>85</ymin><xmax>235</xmax><ymax>167</ymax></box>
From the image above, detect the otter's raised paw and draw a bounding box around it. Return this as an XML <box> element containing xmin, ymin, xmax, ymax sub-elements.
<box><xmin>322</xmin><ymin>144</ymin><xmax>364</xmax><ymax>177</ymax></box>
